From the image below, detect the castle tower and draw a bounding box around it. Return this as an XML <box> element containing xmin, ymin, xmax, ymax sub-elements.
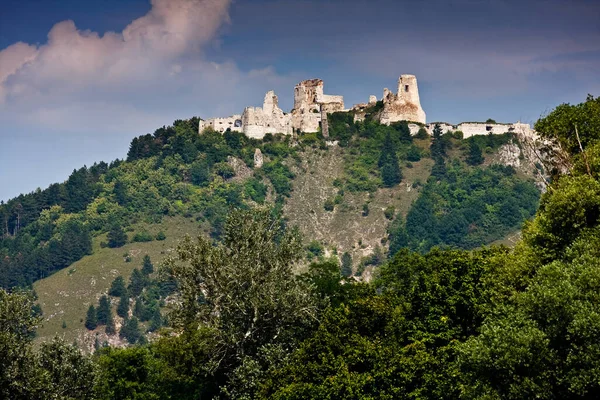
<box><xmin>379</xmin><ymin>74</ymin><xmax>426</xmax><ymax>125</ymax></box>
<box><xmin>397</xmin><ymin>75</ymin><xmax>422</xmax><ymax>108</ymax></box>
<box><xmin>263</xmin><ymin>90</ymin><xmax>278</xmax><ymax>115</ymax></box>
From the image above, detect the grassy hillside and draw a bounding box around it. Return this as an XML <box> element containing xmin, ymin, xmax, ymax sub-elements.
<box><xmin>34</xmin><ymin>217</ymin><xmax>200</xmax><ymax>347</ymax></box>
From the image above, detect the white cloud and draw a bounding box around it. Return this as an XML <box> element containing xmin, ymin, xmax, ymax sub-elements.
<box><xmin>0</xmin><ymin>0</ymin><xmax>293</xmax><ymax>136</ymax></box>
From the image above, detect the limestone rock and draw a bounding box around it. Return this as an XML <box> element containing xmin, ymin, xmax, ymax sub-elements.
<box><xmin>254</xmin><ymin>148</ymin><xmax>264</xmax><ymax>168</ymax></box>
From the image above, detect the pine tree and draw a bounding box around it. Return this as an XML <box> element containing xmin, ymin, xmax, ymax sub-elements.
<box><xmin>128</xmin><ymin>268</ymin><xmax>146</xmax><ymax>297</ymax></box>
<box><xmin>341</xmin><ymin>252</ymin><xmax>353</xmax><ymax>277</ymax></box>
<box><xmin>147</xmin><ymin>308</ymin><xmax>163</xmax><ymax>333</ymax></box>
<box><xmin>120</xmin><ymin>316</ymin><xmax>143</xmax><ymax>344</ymax></box>
<box><xmin>466</xmin><ymin>141</ymin><xmax>484</xmax><ymax>165</ymax></box>
<box><xmin>108</xmin><ymin>276</ymin><xmax>127</xmax><ymax>297</ymax></box>
<box><xmin>379</xmin><ymin>132</ymin><xmax>402</xmax><ymax>187</ymax></box>
<box><xmin>430</xmin><ymin>123</ymin><xmax>445</xmax><ymax>159</ymax></box>
<box><xmin>105</xmin><ymin>314</ymin><xmax>116</xmax><ymax>336</ymax></box>
<box><xmin>96</xmin><ymin>295</ymin><xmax>111</xmax><ymax>325</ymax></box>
<box><xmin>117</xmin><ymin>294</ymin><xmax>129</xmax><ymax>319</ymax></box>
<box><xmin>141</xmin><ymin>255</ymin><xmax>154</xmax><ymax>275</ymax></box>
<box><xmin>85</xmin><ymin>305</ymin><xmax>97</xmax><ymax>330</ymax></box>
<box><xmin>107</xmin><ymin>225</ymin><xmax>127</xmax><ymax>248</ymax></box>
<box><xmin>133</xmin><ymin>298</ymin><xmax>145</xmax><ymax>320</ymax></box>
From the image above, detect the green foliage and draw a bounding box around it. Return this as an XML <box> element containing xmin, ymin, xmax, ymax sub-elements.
<box><xmin>323</xmin><ymin>199</ymin><xmax>335</xmax><ymax>212</ymax></box>
<box><xmin>163</xmin><ymin>207</ymin><xmax>318</xmax><ymax>395</ymax></box>
<box><xmin>535</xmin><ymin>95</ymin><xmax>600</xmax><ymax>155</ymax></box>
<box><xmin>117</xmin><ymin>294</ymin><xmax>129</xmax><ymax>319</ymax></box>
<box><xmin>379</xmin><ymin>132</ymin><xmax>403</xmax><ymax>187</ymax></box>
<box><xmin>120</xmin><ymin>317</ymin><xmax>144</xmax><ymax>344</ymax></box>
<box><xmin>107</xmin><ymin>224</ymin><xmax>128</xmax><ymax>248</ymax></box>
<box><xmin>389</xmin><ymin>162</ymin><xmax>540</xmax><ymax>254</ymax></box>
<box><xmin>0</xmin><ymin>290</ymin><xmax>94</xmax><ymax>399</ymax></box>
<box><xmin>466</xmin><ymin>140</ymin><xmax>484</xmax><ymax>165</ymax></box>
<box><xmin>213</xmin><ymin>162</ymin><xmax>235</xmax><ymax>179</ymax></box>
<box><xmin>96</xmin><ymin>295</ymin><xmax>112</xmax><ymax>326</ymax></box>
<box><xmin>262</xmin><ymin>160</ymin><xmax>294</xmax><ymax>197</ymax></box>
<box><xmin>128</xmin><ymin>268</ymin><xmax>147</xmax><ymax>297</ymax></box>
<box><xmin>306</xmin><ymin>240</ymin><xmax>325</xmax><ymax>259</ymax></box>
<box><xmin>142</xmin><ymin>255</ymin><xmax>154</xmax><ymax>275</ymax></box>
<box><xmin>244</xmin><ymin>178</ymin><xmax>267</xmax><ymax>204</ymax></box>
<box><xmin>85</xmin><ymin>305</ymin><xmax>97</xmax><ymax>330</ymax></box>
<box><xmin>340</xmin><ymin>252</ymin><xmax>352</xmax><ymax>277</ymax></box>
<box><xmin>384</xmin><ymin>205</ymin><xmax>395</xmax><ymax>220</ymax></box>
<box><xmin>132</xmin><ymin>230</ymin><xmax>154</xmax><ymax>243</ymax></box>
<box><xmin>108</xmin><ymin>276</ymin><xmax>127</xmax><ymax>297</ymax></box>
<box><xmin>415</xmin><ymin>127</ymin><xmax>429</xmax><ymax>139</ymax></box>
<box><xmin>155</xmin><ymin>231</ymin><xmax>166</xmax><ymax>241</ymax></box>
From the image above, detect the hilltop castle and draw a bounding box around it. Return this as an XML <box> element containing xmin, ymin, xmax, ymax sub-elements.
<box><xmin>198</xmin><ymin>74</ymin><xmax>534</xmax><ymax>139</ymax></box>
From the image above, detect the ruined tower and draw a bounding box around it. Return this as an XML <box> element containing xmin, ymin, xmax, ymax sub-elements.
<box><xmin>379</xmin><ymin>74</ymin><xmax>426</xmax><ymax>125</ymax></box>
<box><xmin>291</xmin><ymin>79</ymin><xmax>345</xmax><ymax>133</ymax></box>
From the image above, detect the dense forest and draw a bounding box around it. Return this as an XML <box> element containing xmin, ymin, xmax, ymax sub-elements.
<box><xmin>4</xmin><ymin>95</ymin><xmax>598</xmax><ymax>398</ymax></box>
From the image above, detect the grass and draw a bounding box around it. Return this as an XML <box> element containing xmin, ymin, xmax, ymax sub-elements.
<box><xmin>33</xmin><ymin>216</ymin><xmax>201</xmax><ymax>347</ymax></box>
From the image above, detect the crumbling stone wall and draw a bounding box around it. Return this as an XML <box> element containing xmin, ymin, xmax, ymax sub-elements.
<box><xmin>198</xmin><ymin>115</ymin><xmax>243</xmax><ymax>133</ymax></box>
<box><xmin>291</xmin><ymin>79</ymin><xmax>345</xmax><ymax>133</ymax></box>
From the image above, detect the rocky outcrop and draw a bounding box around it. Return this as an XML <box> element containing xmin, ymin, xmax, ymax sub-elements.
<box><xmin>254</xmin><ymin>148</ymin><xmax>263</xmax><ymax>168</ymax></box>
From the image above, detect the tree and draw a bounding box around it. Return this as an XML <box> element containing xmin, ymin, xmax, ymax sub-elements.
<box><xmin>535</xmin><ymin>95</ymin><xmax>600</xmax><ymax>155</ymax></box>
<box><xmin>128</xmin><ymin>268</ymin><xmax>146</xmax><ymax>297</ymax></box>
<box><xmin>379</xmin><ymin>132</ymin><xmax>402</xmax><ymax>187</ymax></box>
<box><xmin>38</xmin><ymin>339</ymin><xmax>96</xmax><ymax>399</ymax></box>
<box><xmin>164</xmin><ymin>207</ymin><xmax>318</xmax><ymax>372</ymax></box>
<box><xmin>117</xmin><ymin>294</ymin><xmax>129</xmax><ymax>319</ymax></box>
<box><xmin>107</xmin><ymin>225</ymin><xmax>127</xmax><ymax>248</ymax></box>
<box><xmin>85</xmin><ymin>305</ymin><xmax>97</xmax><ymax>330</ymax></box>
<box><xmin>341</xmin><ymin>252</ymin><xmax>353</xmax><ymax>277</ymax></box>
<box><xmin>141</xmin><ymin>255</ymin><xmax>154</xmax><ymax>275</ymax></box>
<box><xmin>147</xmin><ymin>308</ymin><xmax>163</xmax><ymax>333</ymax></box>
<box><xmin>466</xmin><ymin>140</ymin><xmax>484</xmax><ymax>165</ymax></box>
<box><xmin>119</xmin><ymin>317</ymin><xmax>143</xmax><ymax>344</ymax></box>
<box><xmin>108</xmin><ymin>276</ymin><xmax>127</xmax><ymax>297</ymax></box>
<box><xmin>430</xmin><ymin>123</ymin><xmax>445</xmax><ymax>158</ymax></box>
<box><xmin>96</xmin><ymin>295</ymin><xmax>112</xmax><ymax>325</ymax></box>
<box><xmin>105</xmin><ymin>314</ymin><xmax>116</xmax><ymax>336</ymax></box>
<box><xmin>0</xmin><ymin>289</ymin><xmax>43</xmax><ymax>399</ymax></box>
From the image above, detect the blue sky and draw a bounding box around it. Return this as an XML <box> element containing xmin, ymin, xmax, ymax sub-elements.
<box><xmin>1</xmin><ymin>0</ymin><xmax>599</xmax><ymax>201</ymax></box>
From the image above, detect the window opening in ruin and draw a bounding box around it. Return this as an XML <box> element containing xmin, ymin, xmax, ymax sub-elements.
<box><xmin>486</xmin><ymin>125</ymin><xmax>493</xmax><ymax>131</ymax></box>
<box><xmin>234</xmin><ymin>120</ymin><xmax>242</xmax><ymax>127</ymax></box>
<box><xmin>405</xmin><ymin>85</ymin><xmax>409</xmax><ymax>92</ymax></box>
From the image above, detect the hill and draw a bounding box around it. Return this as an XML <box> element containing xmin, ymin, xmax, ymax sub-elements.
<box><xmin>1</xmin><ymin>114</ymin><xmax>544</xmax><ymax>344</ymax></box>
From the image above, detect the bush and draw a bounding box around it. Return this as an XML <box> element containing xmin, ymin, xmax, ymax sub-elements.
<box><xmin>214</xmin><ymin>162</ymin><xmax>235</xmax><ymax>179</ymax></box>
<box><xmin>155</xmin><ymin>231</ymin><xmax>166</xmax><ymax>241</ymax></box>
<box><xmin>384</xmin><ymin>206</ymin><xmax>396</xmax><ymax>220</ymax></box>
<box><xmin>306</xmin><ymin>240</ymin><xmax>325</xmax><ymax>259</ymax></box>
<box><xmin>324</xmin><ymin>199</ymin><xmax>335</xmax><ymax>212</ymax></box>
<box><xmin>132</xmin><ymin>231</ymin><xmax>154</xmax><ymax>243</ymax></box>
<box><xmin>415</xmin><ymin>127</ymin><xmax>429</xmax><ymax>139</ymax></box>
<box><xmin>362</xmin><ymin>203</ymin><xmax>370</xmax><ymax>217</ymax></box>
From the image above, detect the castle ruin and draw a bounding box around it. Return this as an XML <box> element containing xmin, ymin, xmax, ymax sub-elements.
<box><xmin>199</xmin><ymin>79</ymin><xmax>344</xmax><ymax>139</ymax></box>
<box><xmin>198</xmin><ymin>74</ymin><xmax>536</xmax><ymax>140</ymax></box>
<box><xmin>379</xmin><ymin>75</ymin><xmax>426</xmax><ymax>125</ymax></box>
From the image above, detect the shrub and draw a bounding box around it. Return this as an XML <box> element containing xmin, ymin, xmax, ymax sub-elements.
<box><xmin>324</xmin><ymin>199</ymin><xmax>335</xmax><ymax>212</ymax></box>
<box><xmin>384</xmin><ymin>206</ymin><xmax>396</xmax><ymax>220</ymax></box>
<box><xmin>132</xmin><ymin>231</ymin><xmax>153</xmax><ymax>243</ymax></box>
<box><xmin>155</xmin><ymin>231</ymin><xmax>166</xmax><ymax>241</ymax></box>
